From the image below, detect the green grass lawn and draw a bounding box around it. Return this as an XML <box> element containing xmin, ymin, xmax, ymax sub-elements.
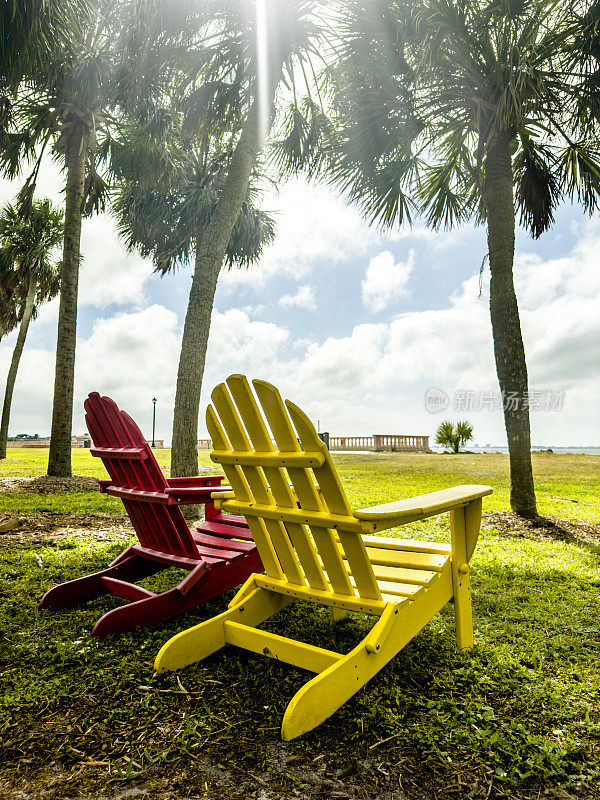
<box><xmin>2</xmin><ymin>447</ymin><xmax>598</xmax><ymax>521</ymax></box>
<box><xmin>0</xmin><ymin>449</ymin><xmax>598</xmax><ymax>799</ymax></box>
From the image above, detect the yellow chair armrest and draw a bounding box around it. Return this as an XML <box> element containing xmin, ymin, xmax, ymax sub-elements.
<box><xmin>210</xmin><ymin>489</ymin><xmax>236</xmax><ymax>509</ymax></box>
<box><xmin>355</xmin><ymin>485</ymin><xmax>492</xmax><ymax>531</ymax></box>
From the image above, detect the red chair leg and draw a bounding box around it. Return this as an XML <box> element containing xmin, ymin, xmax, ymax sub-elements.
<box><xmin>39</xmin><ymin>571</ymin><xmax>107</xmax><ymax>610</ymax></box>
<box><xmin>91</xmin><ymin>549</ymin><xmax>263</xmax><ymax>637</ymax></box>
<box><xmin>39</xmin><ymin>554</ymin><xmax>164</xmax><ymax>610</ymax></box>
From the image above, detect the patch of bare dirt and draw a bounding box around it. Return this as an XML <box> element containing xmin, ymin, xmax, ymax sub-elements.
<box><xmin>0</xmin><ymin>755</ymin><xmax>431</xmax><ymax>800</ymax></box>
<box><xmin>483</xmin><ymin>511</ymin><xmax>600</xmax><ymax>547</ymax></box>
<box><xmin>0</xmin><ymin>512</ymin><xmax>132</xmax><ymax>547</ymax></box>
<box><xmin>0</xmin><ymin>510</ymin><xmax>210</xmax><ymax>548</ymax></box>
<box><xmin>0</xmin><ymin>475</ymin><xmax>99</xmax><ymax>494</ymax></box>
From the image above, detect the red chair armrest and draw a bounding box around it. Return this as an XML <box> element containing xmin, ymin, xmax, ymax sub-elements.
<box><xmin>163</xmin><ymin>485</ymin><xmax>232</xmax><ymax>505</ymax></box>
<box><xmin>98</xmin><ymin>479</ymin><xmax>112</xmax><ymax>493</ymax></box>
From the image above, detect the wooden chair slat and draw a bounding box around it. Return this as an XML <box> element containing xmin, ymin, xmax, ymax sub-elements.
<box><xmin>193</xmin><ymin>532</ymin><xmax>256</xmax><ymax>552</ymax></box>
<box><xmin>350</xmin><ymin>577</ymin><xmax>424</xmax><ymax>599</ymax></box>
<box><xmin>207</xmin><ymin>404</ymin><xmax>283</xmax><ymax>580</ymax></box>
<box><xmin>285</xmin><ymin>401</ymin><xmax>351</xmax><ymax>516</ymax></box>
<box><xmin>285</xmin><ymin>400</ymin><xmax>380</xmax><ymax>600</ymax></box>
<box><xmin>362</xmin><ymin>547</ymin><xmax>448</xmax><ymax>571</ymax></box>
<box><xmin>226</xmin><ymin>375</ymin><xmax>305</xmax><ymax>586</ymax></box>
<box><xmin>212</xmin><ymin>382</ymin><xmax>303</xmax><ymax>583</ymax></box>
<box><xmin>370</xmin><ymin>564</ymin><xmax>438</xmax><ymax>586</ymax></box>
<box><xmin>252</xmin><ymin>380</ymin><xmax>328</xmax><ymax>591</ymax></box>
<box><xmin>251</xmin><ymin>380</ymin><xmax>352</xmax><ymax>593</ymax></box>
<box><xmin>358</xmin><ymin>536</ymin><xmax>452</xmax><ymax>555</ymax></box>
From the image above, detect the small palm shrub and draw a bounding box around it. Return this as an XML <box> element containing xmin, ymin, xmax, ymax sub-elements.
<box><xmin>435</xmin><ymin>420</ymin><xmax>474</xmax><ymax>454</ymax></box>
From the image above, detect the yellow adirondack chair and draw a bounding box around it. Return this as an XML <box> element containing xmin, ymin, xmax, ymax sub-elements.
<box><xmin>155</xmin><ymin>375</ymin><xmax>492</xmax><ymax>740</ymax></box>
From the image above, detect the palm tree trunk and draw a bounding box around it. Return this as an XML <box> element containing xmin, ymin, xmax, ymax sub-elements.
<box><xmin>47</xmin><ymin>124</ymin><xmax>87</xmax><ymax>477</ymax></box>
<box><xmin>484</xmin><ymin>134</ymin><xmax>537</xmax><ymax>517</ymax></box>
<box><xmin>170</xmin><ymin>101</ymin><xmax>262</xmax><ymax>478</ymax></box>
<box><xmin>0</xmin><ymin>274</ymin><xmax>36</xmax><ymax>459</ymax></box>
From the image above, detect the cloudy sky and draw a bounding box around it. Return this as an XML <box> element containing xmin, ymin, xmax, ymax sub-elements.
<box><xmin>1</xmin><ymin>158</ymin><xmax>599</xmax><ymax>448</ymax></box>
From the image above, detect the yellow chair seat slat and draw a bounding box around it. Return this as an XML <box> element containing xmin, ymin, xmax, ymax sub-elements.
<box><xmin>358</xmin><ymin>536</ymin><xmax>452</xmax><ymax>555</ymax></box>
<box><xmin>370</xmin><ymin>563</ymin><xmax>439</xmax><ymax>586</ymax></box>
<box><xmin>223</xmin><ymin>621</ymin><xmax>342</xmax><ymax>674</ymax></box>
<box><xmin>155</xmin><ymin>375</ymin><xmax>493</xmax><ymax>741</ymax></box>
<box><xmin>315</xmin><ymin>551</ymin><xmax>440</xmax><ymax>589</ymax></box>
<box><xmin>379</xmin><ymin>592</ymin><xmax>414</xmax><ymax>605</ymax></box>
<box><xmin>254</xmin><ymin>574</ymin><xmax>387</xmax><ymax>615</ymax></box>
<box><xmin>349</xmin><ymin>576</ymin><xmax>424</xmax><ymax>599</ymax></box>
<box><xmin>360</xmin><ymin>546</ymin><xmax>449</xmax><ymax>572</ymax></box>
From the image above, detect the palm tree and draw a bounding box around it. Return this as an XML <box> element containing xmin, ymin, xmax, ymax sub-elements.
<box><xmin>111</xmin><ymin>106</ymin><xmax>275</xmax><ymax>477</ymax></box>
<box><xmin>0</xmin><ymin>0</ymin><xmax>190</xmax><ymax>476</ymax></box>
<box><xmin>282</xmin><ymin>0</ymin><xmax>600</xmax><ymax>517</ymax></box>
<box><xmin>435</xmin><ymin>419</ymin><xmax>474</xmax><ymax>454</ymax></box>
<box><xmin>121</xmin><ymin>0</ymin><xmax>325</xmax><ymax>478</ymax></box>
<box><xmin>0</xmin><ymin>199</ymin><xmax>63</xmax><ymax>459</ymax></box>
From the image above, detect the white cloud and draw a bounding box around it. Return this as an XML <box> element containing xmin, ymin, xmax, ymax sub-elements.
<box><xmin>78</xmin><ymin>216</ymin><xmax>154</xmax><ymax>308</ymax></box>
<box><xmin>279</xmin><ymin>284</ymin><xmax>317</xmax><ymax>310</ymax></box>
<box><xmin>221</xmin><ymin>178</ymin><xmax>394</xmax><ymax>289</ymax></box>
<box><xmin>0</xmin><ymin>160</ymin><xmax>154</xmax><ymax>311</ymax></box>
<box><xmin>205</xmin><ymin>308</ymin><xmax>289</xmax><ymax>371</ymax></box>
<box><xmin>1</xmin><ymin>304</ymin><xmax>181</xmax><ymax>440</ymax></box>
<box><xmin>362</xmin><ymin>250</ymin><xmax>415</xmax><ymax>312</ymax></box>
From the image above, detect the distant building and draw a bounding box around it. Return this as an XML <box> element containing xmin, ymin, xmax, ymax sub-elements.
<box><xmin>7</xmin><ymin>435</ymin><xmax>164</xmax><ymax>449</ymax></box>
<box><xmin>7</xmin><ymin>438</ymin><xmax>51</xmax><ymax>448</ymax></box>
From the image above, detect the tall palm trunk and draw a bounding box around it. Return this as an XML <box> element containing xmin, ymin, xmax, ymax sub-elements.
<box><xmin>0</xmin><ymin>274</ymin><xmax>36</xmax><ymax>459</ymax></box>
<box><xmin>483</xmin><ymin>134</ymin><xmax>537</xmax><ymax>517</ymax></box>
<box><xmin>170</xmin><ymin>101</ymin><xmax>261</xmax><ymax>478</ymax></box>
<box><xmin>47</xmin><ymin>124</ymin><xmax>87</xmax><ymax>477</ymax></box>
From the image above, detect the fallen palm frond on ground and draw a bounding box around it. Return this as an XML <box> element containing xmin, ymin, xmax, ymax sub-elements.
<box><xmin>0</xmin><ymin>451</ymin><xmax>598</xmax><ymax>800</ymax></box>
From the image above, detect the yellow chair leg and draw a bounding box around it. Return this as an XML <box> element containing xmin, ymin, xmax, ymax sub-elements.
<box><xmin>154</xmin><ymin>587</ymin><xmax>293</xmax><ymax>673</ymax></box>
<box><xmin>281</xmin><ymin>570</ymin><xmax>454</xmax><ymax>740</ymax></box>
<box><xmin>450</xmin><ymin>506</ymin><xmax>474</xmax><ymax>650</ymax></box>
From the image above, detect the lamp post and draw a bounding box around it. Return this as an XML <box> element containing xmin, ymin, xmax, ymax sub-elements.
<box><xmin>152</xmin><ymin>397</ymin><xmax>157</xmax><ymax>448</ymax></box>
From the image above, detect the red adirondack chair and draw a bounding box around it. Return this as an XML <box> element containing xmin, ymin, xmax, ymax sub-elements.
<box><xmin>39</xmin><ymin>392</ymin><xmax>262</xmax><ymax>637</ymax></box>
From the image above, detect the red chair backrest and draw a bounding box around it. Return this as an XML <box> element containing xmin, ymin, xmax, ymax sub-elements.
<box><xmin>84</xmin><ymin>392</ymin><xmax>199</xmax><ymax>559</ymax></box>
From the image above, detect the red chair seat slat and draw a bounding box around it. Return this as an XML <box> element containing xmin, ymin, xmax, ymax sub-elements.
<box><xmin>193</xmin><ymin>531</ymin><xmax>256</xmax><ymax>552</ymax></box>
<box><xmin>200</xmin><ymin>518</ymin><xmax>254</xmax><ymax>538</ymax></box>
<box><xmin>194</xmin><ymin>544</ymin><xmax>244</xmax><ymax>562</ymax></box>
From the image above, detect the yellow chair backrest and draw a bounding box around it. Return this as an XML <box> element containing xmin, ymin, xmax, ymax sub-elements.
<box><xmin>207</xmin><ymin>375</ymin><xmax>382</xmax><ymax>602</ymax></box>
